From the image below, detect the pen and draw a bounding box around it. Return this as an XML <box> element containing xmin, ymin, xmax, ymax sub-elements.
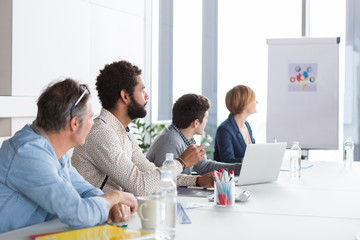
<box><xmin>108</xmin><ymin>223</ymin><xmax>128</xmax><ymax>228</ymax></box>
<box><xmin>179</xmin><ymin>186</ymin><xmax>210</xmax><ymax>190</ymax></box>
<box><xmin>229</xmin><ymin>170</ymin><xmax>234</xmax><ymax>182</ymax></box>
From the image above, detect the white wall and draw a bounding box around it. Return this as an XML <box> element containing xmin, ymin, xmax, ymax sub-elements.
<box><xmin>0</xmin><ymin>0</ymin><xmax>148</xmax><ymax>144</ymax></box>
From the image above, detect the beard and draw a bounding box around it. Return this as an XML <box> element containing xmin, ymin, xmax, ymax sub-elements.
<box><xmin>127</xmin><ymin>96</ymin><xmax>147</xmax><ymax>120</ymax></box>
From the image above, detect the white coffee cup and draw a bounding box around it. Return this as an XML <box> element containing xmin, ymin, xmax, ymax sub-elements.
<box><xmin>137</xmin><ymin>195</ymin><xmax>158</xmax><ymax>230</ymax></box>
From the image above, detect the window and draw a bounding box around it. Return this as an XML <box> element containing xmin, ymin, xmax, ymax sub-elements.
<box><xmin>218</xmin><ymin>0</ymin><xmax>301</xmax><ymax>143</ymax></box>
<box><xmin>152</xmin><ymin>0</ymin><xmax>347</xmax><ymax>161</ymax></box>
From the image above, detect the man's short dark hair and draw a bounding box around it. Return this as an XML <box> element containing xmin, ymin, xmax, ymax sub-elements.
<box><xmin>172</xmin><ymin>94</ymin><xmax>211</xmax><ymax>129</ymax></box>
<box><xmin>96</xmin><ymin>60</ymin><xmax>142</xmax><ymax>110</ymax></box>
<box><xmin>35</xmin><ymin>78</ymin><xmax>90</xmax><ymax>132</ymax></box>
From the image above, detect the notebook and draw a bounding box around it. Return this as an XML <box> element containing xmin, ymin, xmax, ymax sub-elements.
<box><xmin>235</xmin><ymin>142</ymin><xmax>286</xmax><ymax>186</ymax></box>
<box><xmin>30</xmin><ymin>224</ymin><xmax>154</xmax><ymax>240</ymax></box>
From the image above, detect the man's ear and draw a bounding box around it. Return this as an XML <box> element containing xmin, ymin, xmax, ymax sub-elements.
<box><xmin>192</xmin><ymin>119</ymin><xmax>200</xmax><ymax>128</ymax></box>
<box><xmin>120</xmin><ymin>89</ymin><xmax>130</xmax><ymax>104</ymax></box>
<box><xmin>69</xmin><ymin>117</ymin><xmax>80</xmax><ymax>132</ymax></box>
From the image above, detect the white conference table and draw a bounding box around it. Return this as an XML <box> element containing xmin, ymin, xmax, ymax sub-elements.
<box><xmin>1</xmin><ymin>161</ymin><xmax>360</xmax><ymax>240</ymax></box>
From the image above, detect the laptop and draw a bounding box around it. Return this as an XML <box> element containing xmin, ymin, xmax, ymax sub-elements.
<box><xmin>235</xmin><ymin>142</ymin><xmax>287</xmax><ymax>186</ymax></box>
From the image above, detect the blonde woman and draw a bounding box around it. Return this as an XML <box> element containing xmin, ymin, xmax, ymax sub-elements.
<box><xmin>214</xmin><ymin>85</ymin><xmax>258</xmax><ymax>163</ymax></box>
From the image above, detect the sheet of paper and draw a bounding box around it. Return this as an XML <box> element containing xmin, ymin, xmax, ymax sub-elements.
<box><xmin>177</xmin><ymin>187</ymin><xmax>214</xmax><ymax>198</ymax></box>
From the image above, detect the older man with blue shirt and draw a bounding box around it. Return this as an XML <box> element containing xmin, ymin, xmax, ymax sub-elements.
<box><xmin>0</xmin><ymin>79</ymin><xmax>137</xmax><ymax>234</ymax></box>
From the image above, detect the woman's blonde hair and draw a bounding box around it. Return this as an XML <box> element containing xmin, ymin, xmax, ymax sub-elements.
<box><xmin>225</xmin><ymin>85</ymin><xmax>255</xmax><ymax>115</ymax></box>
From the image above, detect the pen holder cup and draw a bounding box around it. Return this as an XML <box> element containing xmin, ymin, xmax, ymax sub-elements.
<box><xmin>214</xmin><ymin>180</ymin><xmax>235</xmax><ymax>207</ymax></box>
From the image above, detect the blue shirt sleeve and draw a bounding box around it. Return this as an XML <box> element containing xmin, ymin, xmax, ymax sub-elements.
<box><xmin>6</xmin><ymin>141</ymin><xmax>109</xmax><ymax>229</ymax></box>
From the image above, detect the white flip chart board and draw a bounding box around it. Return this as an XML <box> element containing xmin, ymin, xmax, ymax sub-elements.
<box><xmin>266</xmin><ymin>37</ymin><xmax>340</xmax><ymax>149</ymax></box>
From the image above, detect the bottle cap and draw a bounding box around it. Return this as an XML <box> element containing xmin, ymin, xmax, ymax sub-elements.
<box><xmin>165</xmin><ymin>153</ymin><xmax>174</xmax><ymax>159</ymax></box>
<box><xmin>293</xmin><ymin>141</ymin><xmax>299</xmax><ymax>145</ymax></box>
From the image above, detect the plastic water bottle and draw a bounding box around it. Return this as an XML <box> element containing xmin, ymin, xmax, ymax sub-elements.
<box><xmin>343</xmin><ymin>136</ymin><xmax>354</xmax><ymax>169</ymax></box>
<box><xmin>162</xmin><ymin>153</ymin><xmax>178</xmax><ymax>182</ymax></box>
<box><xmin>156</xmin><ymin>171</ymin><xmax>177</xmax><ymax>240</ymax></box>
<box><xmin>290</xmin><ymin>141</ymin><xmax>301</xmax><ymax>179</ymax></box>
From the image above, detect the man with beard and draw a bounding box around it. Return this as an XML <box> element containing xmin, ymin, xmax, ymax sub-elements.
<box><xmin>72</xmin><ymin>60</ymin><xmax>214</xmax><ymax>197</ymax></box>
